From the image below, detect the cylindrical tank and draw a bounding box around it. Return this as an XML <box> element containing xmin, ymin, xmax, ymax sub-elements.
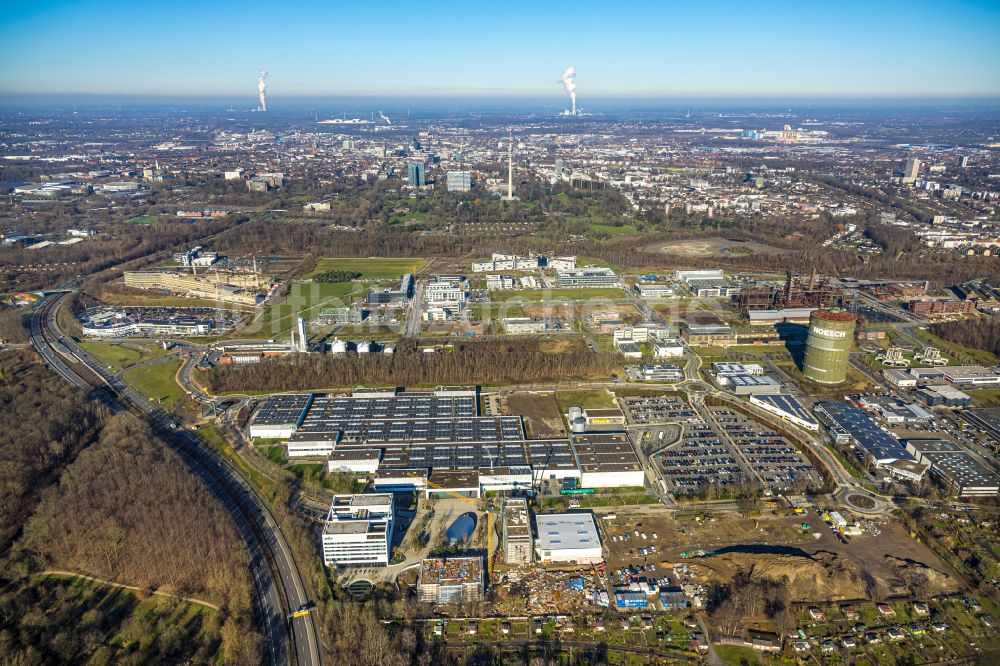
<box><xmin>571</xmin><ymin>417</ymin><xmax>587</xmax><ymax>433</ymax></box>
<box><xmin>802</xmin><ymin>309</ymin><xmax>856</xmax><ymax>384</ymax></box>
<box><xmin>568</xmin><ymin>406</ymin><xmax>583</xmax><ymax>421</ymax></box>
<box><xmin>356</xmin><ymin>341</ymin><xmax>371</xmax><ymax>354</ymax></box>
<box><xmin>331</xmin><ymin>339</ymin><xmax>348</xmax><ymax>354</ymax></box>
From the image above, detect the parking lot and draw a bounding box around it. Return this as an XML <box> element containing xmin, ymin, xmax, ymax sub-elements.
<box><xmin>655</xmin><ymin>418</ymin><xmax>745</xmax><ymax>494</ymax></box>
<box><xmin>620</xmin><ymin>395</ymin><xmax>699</xmax><ymax>425</ymax></box>
<box><xmin>709</xmin><ymin>407</ymin><xmax>822</xmax><ymax>492</ymax></box>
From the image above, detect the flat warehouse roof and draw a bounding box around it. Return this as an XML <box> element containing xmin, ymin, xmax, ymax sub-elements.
<box><xmin>964</xmin><ymin>409</ymin><xmax>1000</xmax><ymax>437</ymax></box>
<box><xmin>535</xmin><ymin>512</ymin><xmax>600</xmax><ymax>551</ymax></box>
<box><xmin>920</xmin><ymin>450</ymin><xmax>1000</xmax><ymax>488</ymax></box>
<box><xmin>525</xmin><ymin>438</ymin><xmax>579</xmax><ymax>469</ymax></box>
<box><xmin>906</xmin><ymin>439</ymin><xmax>961</xmax><ymax>454</ymax></box>
<box><xmin>306</xmin><ymin>394</ymin><xmax>478</xmax><ymax>421</ymax></box>
<box><xmin>355</xmin><ymin>440</ymin><xmax>530</xmax><ymax>469</ymax></box>
<box><xmin>942</xmin><ymin>366</ymin><xmax>1000</xmax><ymax>380</ymax></box>
<box><xmin>428</xmin><ymin>469</ymin><xmax>480</xmax><ymax>489</ymax></box>
<box><xmin>300</xmin><ymin>415</ymin><xmax>524</xmax><ymax>442</ymax></box>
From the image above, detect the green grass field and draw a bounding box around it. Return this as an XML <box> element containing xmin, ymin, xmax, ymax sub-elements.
<box><xmin>78</xmin><ymin>341</ymin><xmax>168</xmax><ymax>368</ymax></box>
<box><xmin>553</xmin><ymin>389</ymin><xmax>617</xmax><ymax>412</ymax></box>
<box><xmin>126</xmin><ymin>214</ymin><xmax>160</xmax><ymax>225</ymax></box>
<box><xmin>916</xmin><ymin>329</ymin><xmax>999</xmax><ymax>366</ymax></box>
<box><xmin>240</xmin><ymin>282</ymin><xmax>367</xmax><ymax>338</ymax></box>
<box><xmin>589</xmin><ymin>222</ymin><xmax>638</xmax><ymax>236</ymax></box>
<box><xmin>967</xmin><ymin>390</ymin><xmax>1000</xmax><ymax>407</ymax></box>
<box><xmin>468</xmin><ymin>303</ymin><xmax>524</xmax><ymax>320</ymax></box>
<box><xmin>492</xmin><ymin>287</ymin><xmax>625</xmax><ymax>302</ymax></box>
<box><xmin>689</xmin><ymin>345</ymin><xmax>728</xmax><ymax>358</ymax></box>
<box><xmin>122</xmin><ymin>359</ymin><xmax>185</xmax><ymax>409</ymax></box>
<box><xmin>713</xmin><ymin>644</ymin><xmax>762</xmax><ymax>665</ymax></box>
<box><xmin>309</xmin><ymin>257</ymin><xmax>429</xmax><ymax>279</ymax></box>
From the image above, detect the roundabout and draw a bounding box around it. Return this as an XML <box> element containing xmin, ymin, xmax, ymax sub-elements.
<box><xmin>840</xmin><ymin>489</ymin><xmax>892</xmax><ymax>516</ymax></box>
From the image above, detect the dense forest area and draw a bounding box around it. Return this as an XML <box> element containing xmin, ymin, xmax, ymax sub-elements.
<box><xmin>0</xmin><ymin>351</ymin><xmax>103</xmax><ymax>549</ymax></box>
<box><xmin>204</xmin><ymin>339</ymin><xmax>622</xmax><ymax>393</ymax></box>
<box><xmin>0</xmin><ymin>307</ymin><xmax>29</xmax><ymax>343</ymax></box>
<box><xmin>15</xmin><ymin>413</ymin><xmax>260</xmax><ymax>662</ymax></box>
<box><xmin>206</xmin><ymin>193</ymin><xmax>998</xmax><ymax>287</ymax></box>
<box><xmin>0</xmin><ymin>350</ymin><xmax>259</xmax><ymax>663</ymax></box>
<box><xmin>931</xmin><ymin>317</ymin><xmax>1000</xmax><ymax>358</ymax></box>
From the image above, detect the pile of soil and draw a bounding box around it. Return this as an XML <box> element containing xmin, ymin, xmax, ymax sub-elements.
<box><xmin>687</xmin><ymin>549</ymin><xmax>867</xmax><ymax>601</ymax></box>
<box><xmin>883</xmin><ymin>555</ymin><xmax>961</xmax><ymax>595</ymax></box>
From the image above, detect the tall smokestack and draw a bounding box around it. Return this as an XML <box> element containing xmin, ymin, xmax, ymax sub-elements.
<box><xmin>257</xmin><ymin>70</ymin><xmax>268</xmax><ymax>112</ymax></box>
<box><xmin>559</xmin><ymin>66</ymin><xmax>577</xmax><ymax>115</ymax></box>
<box><xmin>507</xmin><ymin>131</ymin><xmax>513</xmax><ymax>199</ymax></box>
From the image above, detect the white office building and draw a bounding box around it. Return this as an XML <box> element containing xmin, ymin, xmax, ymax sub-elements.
<box><xmin>555</xmin><ymin>267</ymin><xmax>618</xmax><ymax>288</ymax></box>
<box><xmin>674</xmin><ymin>269</ymin><xmax>724</xmax><ymax>282</ymax></box>
<box><xmin>485</xmin><ymin>274</ymin><xmax>516</xmax><ymax>291</ymax></box>
<box><xmin>321</xmin><ymin>494</ymin><xmax>395</xmax><ymax>567</ymax></box>
<box><xmin>426</xmin><ymin>279</ymin><xmax>467</xmax><ymax>305</ymax></box>
<box><xmin>549</xmin><ymin>256</ymin><xmax>577</xmax><ymax>271</ymax></box>
<box><xmin>634</xmin><ymin>283</ymin><xmax>675</xmax><ymax>298</ymax></box>
<box><xmin>447</xmin><ymin>171</ymin><xmax>472</xmax><ymax>192</ymax></box>
<box><xmin>653</xmin><ymin>337</ymin><xmax>685</xmax><ymax>358</ymax></box>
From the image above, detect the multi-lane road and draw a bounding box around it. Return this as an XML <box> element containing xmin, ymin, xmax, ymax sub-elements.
<box><xmin>31</xmin><ymin>292</ymin><xmax>322</xmax><ymax>666</ymax></box>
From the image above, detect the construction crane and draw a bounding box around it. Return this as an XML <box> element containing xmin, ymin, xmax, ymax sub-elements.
<box><xmin>408</xmin><ymin>473</ymin><xmax>511</xmax><ymax>580</ymax></box>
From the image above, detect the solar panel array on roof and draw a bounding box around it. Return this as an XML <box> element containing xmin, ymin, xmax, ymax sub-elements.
<box><xmin>524</xmin><ymin>438</ymin><xmax>579</xmax><ymax>470</ymax></box>
<box><xmin>374</xmin><ymin>440</ymin><xmax>529</xmax><ymax>470</ymax></box>
<box><xmin>816</xmin><ymin>401</ymin><xmax>913</xmax><ymax>465</ymax></box>
<box><xmin>250</xmin><ymin>392</ymin><xmax>648</xmax><ymax>479</ymax></box>
<box><xmin>572</xmin><ymin>433</ymin><xmax>642</xmax><ymax>472</ymax></box>
<box><xmin>250</xmin><ymin>393</ymin><xmax>314</xmax><ymax>426</ymax></box>
<box><xmin>305</xmin><ymin>394</ymin><xmax>478</xmax><ymax>422</ymax></box>
<box><xmin>304</xmin><ymin>416</ymin><xmax>524</xmax><ymax>443</ymax></box>
<box><xmin>751</xmin><ymin>394</ymin><xmax>818</xmax><ymax>427</ymax></box>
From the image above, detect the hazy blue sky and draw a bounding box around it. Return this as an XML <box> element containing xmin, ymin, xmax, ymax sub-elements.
<box><xmin>2</xmin><ymin>0</ymin><xmax>999</xmax><ymax>99</ymax></box>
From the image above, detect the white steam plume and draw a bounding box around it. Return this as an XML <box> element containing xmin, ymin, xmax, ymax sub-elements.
<box><xmin>257</xmin><ymin>70</ymin><xmax>268</xmax><ymax>112</ymax></box>
<box><xmin>379</xmin><ymin>111</ymin><xmax>391</xmax><ymax>125</ymax></box>
<box><xmin>559</xmin><ymin>66</ymin><xmax>576</xmax><ymax>115</ymax></box>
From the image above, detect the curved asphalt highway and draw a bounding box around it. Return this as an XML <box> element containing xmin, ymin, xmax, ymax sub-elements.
<box><xmin>31</xmin><ymin>292</ymin><xmax>322</xmax><ymax>666</ymax></box>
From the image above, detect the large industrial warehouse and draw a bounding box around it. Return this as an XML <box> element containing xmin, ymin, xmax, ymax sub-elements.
<box><xmin>247</xmin><ymin>389</ymin><xmax>646</xmax><ymax>493</ymax></box>
<box><xmin>815</xmin><ymin>401</ymin><xmax>914</xmax><ymax>467</ymax></box>
<box><xmin>534</xmin><ymin>512</ymin><xmax>603</xmax><ymax>564</ymax></box>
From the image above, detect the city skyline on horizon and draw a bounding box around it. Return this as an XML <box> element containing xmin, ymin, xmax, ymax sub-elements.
<box><xmin>2</xmin><ymin>1</ymin><xmax>999</xmax><ymax>100</ymax></box>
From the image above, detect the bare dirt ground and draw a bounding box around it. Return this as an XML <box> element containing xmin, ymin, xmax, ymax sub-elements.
<box><xmin>811</xmin><ymin>518</ymin><xmax>962</xmax><ymax>599</ymax></box>
<box><xmin>644</xmin><ymin>237</ymin><xmax>791</xmax><ymax>258</ymax></box>
<box><xmin>597</xmin><ymin>506</ymin><xmax>962</xmax><ymax>603</ymax></box>
<box><xmin>688</xmin><ymin>549</ymin><xmax>868</xmax><ymax>601</ymax></box>
<box><xmin>507</xmin><ymin>392</ymin><xmax>567</xmax><ymax>437</ymax></box>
